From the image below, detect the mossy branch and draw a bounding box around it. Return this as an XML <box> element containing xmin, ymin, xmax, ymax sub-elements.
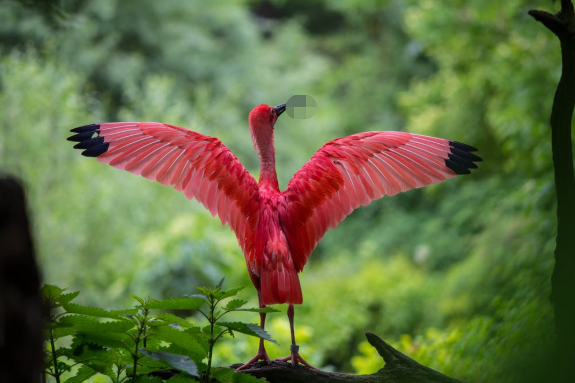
<box><xmin>235</xmin><ymin>332</ymin><xmax>466</xmax><ymax>383</ymax></box>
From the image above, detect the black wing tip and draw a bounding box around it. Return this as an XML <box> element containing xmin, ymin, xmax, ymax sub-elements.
<box><xmin>81</xmin><ymin>142</ymin><xmax>110</xmax><ymax>157</ymax></box>
<box><xmin>73</xmin><ymin>136</ymin><xmax>104</xmax><ymax>149</ymax></box>
<box><xmin>446</xmin><ymin>141</ymin><xmax>482</xmax><ymax>175</ymax></box>
<box><xmin>68</xmin><ymin>124</ymin><xmax>108</xmax><ymax>157</ymax></box>
<box><xmin>70</xmin><ymin>123</ymin><xmax>100</xmax><ymax>134</ymax></box>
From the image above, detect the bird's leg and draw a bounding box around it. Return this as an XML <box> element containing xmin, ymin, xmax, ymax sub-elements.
<box><xmin>235</xmin><ymin>292</ymin><xmax>271</xmax><ymax>371</ymax></box>
<box><xmin>274</xmin><ymin>304</ymin><xmax>316</xmax><ymax>369</ymax></box>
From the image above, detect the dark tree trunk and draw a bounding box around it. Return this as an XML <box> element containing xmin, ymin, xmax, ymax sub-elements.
<box><xmin>529</xmin><ymin>1</ymin><xmax>575</xmax><ymax>381</ymax></box>
<box><xmin>0</xmin><ymin>176</ymin><xmax>44</xmax><ymax>382</ymax></box>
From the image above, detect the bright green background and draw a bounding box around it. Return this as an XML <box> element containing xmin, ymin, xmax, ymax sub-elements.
<box><xmin>0</xmin><ymin>1</ymin><xmax>565</xmax><ymax>381</ymax></box>
<box><xmin>287</xmin><ymin>95</ymin><xmax>317</xmax><ymax>119</ymax></box>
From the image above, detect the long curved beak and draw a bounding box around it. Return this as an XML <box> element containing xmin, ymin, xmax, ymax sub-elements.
<box><xmin>274</xmin><ymin>102</ymin><xmax>287</xmax><ymax>117</ymax></box>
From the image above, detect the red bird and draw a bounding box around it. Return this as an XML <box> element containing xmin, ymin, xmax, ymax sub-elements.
<box><xmin>68</xmin><ymin>102</ymin><xmax>481</xmax><ymax>369</ymax></box>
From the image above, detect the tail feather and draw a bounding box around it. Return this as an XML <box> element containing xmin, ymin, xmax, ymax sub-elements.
<box><xmin>261</xmin><ymin>266</ymin><xmax>302</xmax><ymax>305</ymax></box>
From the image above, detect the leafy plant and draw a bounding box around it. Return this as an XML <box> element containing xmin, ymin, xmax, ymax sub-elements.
<box><xmin>42</xmin><ymin>280</ymin><xmax>276</xmax><ymax>382</ymax></box>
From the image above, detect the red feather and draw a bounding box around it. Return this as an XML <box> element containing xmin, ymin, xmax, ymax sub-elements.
<box><xmin>69</xmin><ymin>109</ymin><xmax>481</xmax><ymax>306</ymax></box>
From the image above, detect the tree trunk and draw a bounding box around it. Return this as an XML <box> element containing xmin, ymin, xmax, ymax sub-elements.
<box><xmin>234</xmin><ymin>333</ymin><xmax>466</xmax><ymax>383</ymax></box>
<box><xmin>529</xmin><ymin>1</ymin><xmax>575</xmax><ymax>381</ymax></box>
<box><xmin>0</xmin><ymin>176</ymin><xmax>44</xmax><ymax>383</ymax></box>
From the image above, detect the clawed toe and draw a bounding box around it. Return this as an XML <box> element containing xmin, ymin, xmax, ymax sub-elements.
<box><xmin>235</xmin><ymin>351</ymin><xmax>271</xmax><ymax>371</ymax></box>
<box><xmin>274</xmin><ymin>345</ymin><xmax>316</xmax><ymax>369</ymax></box>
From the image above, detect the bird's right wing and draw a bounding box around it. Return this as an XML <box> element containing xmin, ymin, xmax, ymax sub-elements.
<box><xmin>68</xmin><ymin>122</ymin><xmax>260</xmax><ymax>255</ymax></box>
<box><xmin>279</xmin><ymin>131</ymin><xmax>481</xmax><ymax>272</ymax></box>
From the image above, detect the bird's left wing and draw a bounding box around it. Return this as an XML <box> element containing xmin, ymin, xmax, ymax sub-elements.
<box><xmin>68</xmin><ymin>122</ymin><xmax>260</xmax><ymax>253</ymax></box>
<box><xmin>279</xmin><ymin>131</ymin><xmax>481</xmax><ymax>272</ymax></box>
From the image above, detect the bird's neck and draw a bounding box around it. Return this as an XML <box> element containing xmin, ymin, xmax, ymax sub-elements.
<box><xmin>251</xmin><ymin>125</ymin><xmax>280</xmax><ymax>192</ymax></box>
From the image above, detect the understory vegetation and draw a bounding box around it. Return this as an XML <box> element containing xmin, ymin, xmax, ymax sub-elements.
<box><xmin>0</xmin><ymin>1</ymin><xmax>560</xmax><ymax>382</ymax></box>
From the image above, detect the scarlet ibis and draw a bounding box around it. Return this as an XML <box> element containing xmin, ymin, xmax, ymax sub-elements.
<box><xmin>68</xmin><ymin>101</ymin><xmax>481</xmax><ymax>369</ymax></box>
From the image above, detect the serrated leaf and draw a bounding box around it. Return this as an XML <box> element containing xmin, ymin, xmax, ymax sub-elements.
<box><xmin>212</xmin><ymin>367</ymin><xmax>235</xmax><ymax>382</ymax></box>
<box><xmin>75</xmin><ymin>319</ymin><xmax>135</xmax><ymax>333</ymax></box>
<box><xmin>133</xmin><ymin>355</ymin><xmax>171</xmax><ymax>375</ymax></box>
<box><xmin>234</xmin><ymin>307</ymin><xmax>280</xmax><ymax>313</ymax></box>
<box><xmin>55</xmin><ymin>314</ymin><xmax>97</xmax><ymax>328</ymax></box>
<box><xmin>41</xmin><ymin>284</ymin><xmax>63</xmax><ymax>300</ymax></box>
<box><xmin>52</xmin><ymin>327</ymin><xmax>75</xmax><ymax>340</ymax></box>
<box><xmin>132</xmin><ymin>295</ymin><xmax>145</xmax><ymax>305</ymax></box>
<box><xmin>140</xmin><ymin>349</ymin><xmax>199</xmax><ymax>377</ymax></box>
<box><xmin>57</xmin><ymin>291</ymin><xmax>80</xmax><ymax>305</ymax></box>
<box><xmin>151</xmin><ymin>326</ymin><xmax>208</xmax><ymax>361</ymax></box>
<box><xmin>216</xmin><ymin>277</ymin><xmax>225</xmax><ymax>290</ymax></box>
<box><xmin>224</xmin><ymin>299</ymin><xmax>248</xmax><ymax>310</ymax></box>
<box><xmin>193</xmin><ymin>286</ymin><xmax>209</xmax><ymax>296</ymax></box>
<box><xmin>212</xmin><ymin>286</ymin><xmax>245</xmax><ymax>300</ymax></box>
<box><xmin>155</xmin><ymin>313</ymin><xmax>196</xmax><ymax>329</ymax></box>
<box><xmin>126</xmin><ymin>376</ymin><xmax>164</xmax><ymax>383</ymax></box>
<box><xmin>218</xmin><ymin>322</ymin><xmax>277</xmax><ymax>344</ymax></box>
<box><xmin>143</xmin><ymin>297</ymin><xmax>205</xmax><ymax>310</ymax></box>
<box><xmin>62</xmin><ymin>303</ymin><xmax>118</xmax><ymax>318</ymax></box>
<box><xmin>73</xmin><ymin>331</ymin><xmax>132</xmax><ymax>350</ymax></box>
<box><xmin>65</xmin><ymin>365</ymin><xmax>97</xmax><ymax>383</ymax></box>
<box><xmin>57</xmin><ymin>360</ymin><xmax>73</xmax><ymax>373</ymax></box>
<box><xmin>212</xmin><ymin>367</ymin><xmax>267</xmax><ymax>383</ymax></box>
<box><xmin>166</xmin><ymin>374</ymin><xmax>197</xmax><ymax>382</ymax></box>
<box><xmin>110</xmin><ymin>308</ymin><xmax>139</xmax><ymax>316</ymax></box>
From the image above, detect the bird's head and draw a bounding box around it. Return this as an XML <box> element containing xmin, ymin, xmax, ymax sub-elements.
<box><xmin>248</xmin><ymin>103</ymin><xmax>287</xmax><ymax>130</ymax></box>
<box><xmin>248</xmin><ymin>102</ymin><xmax>287</xmax><ymax>162</ymax></box>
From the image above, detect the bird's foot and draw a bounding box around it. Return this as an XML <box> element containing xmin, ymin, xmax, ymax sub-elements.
<box><xmin>274</xmin><ymin>344</ymin><xmax>316</xmax><ymax>369</ymax></box>
<box><xmin>235</xmin><ymin>349</ymin><xmax>271</xmax><ymax>371</ymax></box>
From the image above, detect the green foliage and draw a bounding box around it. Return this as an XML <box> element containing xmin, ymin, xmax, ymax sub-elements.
<box><xmin>41</xmin><ymin>282</ymin><xmax>273</xmax><ymax>382</ymax></box>
<box><xmin>1</xmin><ymin>1</ymin><xmax>561</xmax><ymax>382</ymax></box>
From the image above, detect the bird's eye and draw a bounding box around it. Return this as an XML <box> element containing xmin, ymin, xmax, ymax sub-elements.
<box><xmin>270</xmin><ymin>108</ymin><xmax>275</xmax><ymax>116</ymax></box>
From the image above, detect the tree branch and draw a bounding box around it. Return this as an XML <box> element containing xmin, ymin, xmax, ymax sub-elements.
<box><xmin>235</xmin><ymin>333</ymin><xmax>466</xmax><ymax>383</ymax></box>
<box><xmin>529</xmin><ymin>0</ymin><xmax>575</xmax><ymax>380</ymax></box>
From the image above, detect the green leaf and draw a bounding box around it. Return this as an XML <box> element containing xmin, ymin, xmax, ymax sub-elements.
<box><xmin>110</xmin><ymin>308</ymin><xmax>139</xmax><ymax>316</ymax></box>
<box><xmin>234</xmin><ymin>307</ymin><xmax>280</xmax><ymax>313</ymax></box>
<box><xmin>151</xmin><ymin>326</ymin><xmax>208</xmax><ymax>361</ymax></box>
<box><xmin>57</xmin><ymin>291</ymin><xmax>80</xmax><ymax>305</ymax></box>
<box><xmin>62</xmin><ymin>303</ymin><xmax>118</xmax><ymax>318</ymax></box>
<box><xmin>51</xmin><ymin>327</ymin><xmax>75</xmax><ymax>340</ymax></box>
<box><xmin>140</xmin><ymin>349</ymin><xmax>199</xmax><ymax>377</ymax></box>
<box><xmin>73</xmin><ymin>332</ymin><xmax>133</xmax><ymax>350</ymax></box>
<box><xmin>224</xmin><ymin>299</ymin><xmax>248</xmax><ymax>310</ymax></box>
<box><xmin>144</xmin><ymin>297</ymin><xmax>205</xmax><ymax>310</ymax></box>
<box><xmin>218</xmin><ymin>322</ymin><xmax>277</xmax><ymax>344</ymax></box>
<box><xmin>212</xmin><ymin>286</ymin><xmax>245</xmax><ymax>300</ymax></box>
<box><xmin>41</xmin><ymin>284</ymin><xmax>63</xmax><ymax>300</ymax></box>
<box><xmin>166</xmin><ymin>375</ymin><xmax>197</xmax><ymax>382</ymax></box>
<box><xmin>54</xmin><ymin>314</ymin><xmax>97</xmax><ymax>328</ymax></box>
<box><xmin>131</xmin><ymin>295</ymin><xmax>145</xmax><ymax>305</ymax></box>
<box><xmin>134</xmin><ymin>355</ymin><xmax>171</xmax><ymax>375</ymax></box>
<box><xmin>212</xmin><ymin>367</ymin><xmax>267</xmax><ymax>383</ymax></box>
<box><xmin>216</xmin><ymin>277</ymin><xmax>226</xmax><ymax>290</ymax></box>
<box><xmin>126</xmin><ymin>376</ymin><xmax>164</xmax><ymax>383</ymax></box>
<box><xmin>155</xmin><ymin>313</ymin><xmax>196</xmax><ymax>329</ymax></box>
<box><xmin>65</xmin><ymin>365</ymin><xmax>97</xmax><ymax>383</ymax></box>
<box><xmin>75</xmin><ymin>319</ymin><xmax>135</xmax><ymax>333</ymax></box>
<box><xmin>193</xmin><ymin>286</ymin><xmax>209</xmax><ymax>296</ymax></box>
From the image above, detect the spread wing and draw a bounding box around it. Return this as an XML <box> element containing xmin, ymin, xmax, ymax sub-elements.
<box><xmin>68</xmin><ymin>122</ymin><xmax>260</xmax><ymax>254</ymax></box>
<box><xmin>279</xmin><ymin>131</ymin><xmax>482</xmax><ymax>272</ymax></box>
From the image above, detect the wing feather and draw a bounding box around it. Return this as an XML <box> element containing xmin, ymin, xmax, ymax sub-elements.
<box><xmin>280</xmin><ymin>131</ymin><xmax>481</xmax><ymax>272</ymax></box>
<box><xmin>69</xmin><ymin>122</ymin><xmax>260</xmax><ymax>250</ymax></box>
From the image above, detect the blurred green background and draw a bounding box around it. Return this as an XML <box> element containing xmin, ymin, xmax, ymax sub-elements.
<box><xmin>0</xmin><ymin>0</ymin><xmax>563</xmax><ymax>381</ymax></box>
